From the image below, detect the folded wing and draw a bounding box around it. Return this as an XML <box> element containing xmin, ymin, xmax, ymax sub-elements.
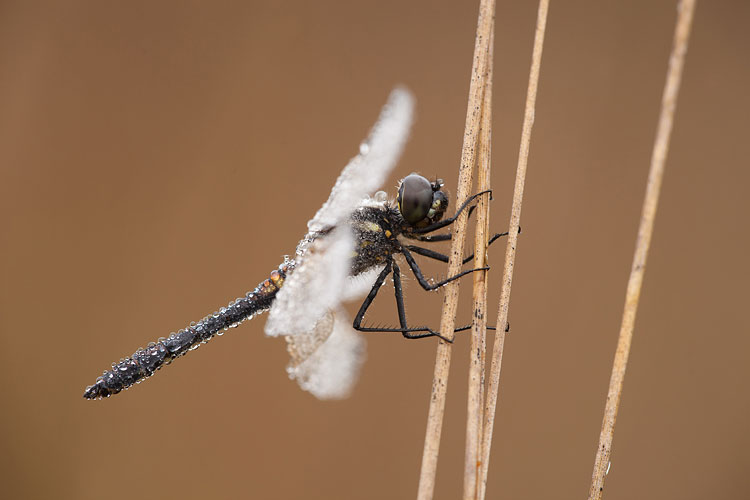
<box><xmin>285</xmin><ymin>309</ymin><xmax>365</xmax><ymax>399</ymax></box>
<box><xmin>307</xmin><ymin>87</ymin><xmax>415</xmax><ymax>233</ymax></box>
<box><xmin>264</xmin><ymin>87</ymin><xmax>414</xmax><ymax>399</ymax></box>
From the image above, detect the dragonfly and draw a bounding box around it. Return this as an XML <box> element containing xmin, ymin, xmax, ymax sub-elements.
<box><xmin>83</xmin><ymin>87</ymin><xmax>503</xmax><ymax>400</ymax></box>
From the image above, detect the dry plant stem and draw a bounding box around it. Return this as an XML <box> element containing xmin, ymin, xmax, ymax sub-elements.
<box><xmin>478</xmin><ymin>1</ymin><xmax>549</xmax><ymax>498</ymax></box>
<box><xmin>416</xmin><ymin>0</ymin><xmax>495</xmax><ymax>498</ymax></box>
<box><xmin>463</xmin><ymin>25</ymin><xmax>494</xmax><ymax>500</ymax></box>
<box><xmin>587</xmin><ymin>1</ymin><xmax>695</xmax><ymax>498</ymax></box>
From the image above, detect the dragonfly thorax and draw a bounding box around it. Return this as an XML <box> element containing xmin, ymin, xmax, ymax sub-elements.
<box><xmin>349</xmin><ymin>204</ymin><xmax>403</xmax><ymax>276</ymax></box>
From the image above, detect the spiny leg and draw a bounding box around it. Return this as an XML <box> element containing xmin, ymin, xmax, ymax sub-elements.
<box><xmin>411</xmin><ymin>224</ymin><xmax>520</xmax><ymax>243</ymax></box>
<box><xmin>412</xmin><ymin>233</ymin><xmax>452</xmax><ymax>243</ymax></box>
<box><xmin>389</xmin><ymin>260</ymin><xmax>498</xmax><ymax>342</ymax></box>
<box><xmin>454</xmin><ymin>322</ymin><xmax>510</xmax><ymax>333</ymax></box>
<box><xmin>352</xmin><ymin>259</ymin><xmax>452</xmax><ymax>341</ymax></box>
<box><xmin>399</xmin><ymin>245</ymin><xmax>489</xmax><ymax>292</ymax></box>
<box><xmin>412</xmin><ymin>189</ymin><xmax>492</xmax><ymax>234</ymax></box>
<box><xmin>392</xmin><ymin>261</ymin><xmax>451</xmax><ymax>341</ymax></box>
<box><xmin>403</xmin><ymin>246</ymin><xmax>451</xmax><ymax>263</ymax></box>
<box><xmin>406</xmin><ymin>231</ymin><xmax>509</xmax><ymax>264</ymax></box>
<box><xmin>353</xmin><ymin>260</ymin><xmax>393</xmax><ymax>331</ymax></box>
<box><xmin>408</xmin><ymin>206</ymin><xmax>477</xmax><ymax>242</ymax></box>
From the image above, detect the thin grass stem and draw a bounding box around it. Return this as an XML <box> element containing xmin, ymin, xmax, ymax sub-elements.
<box><xmin>477</xmin><ymin>1</ymin><xmax>549</xmax><ymax>498</ymax></box>
<box><xmin>463</xmin><ymin>24</ymin><xmax>494</xmax><ymax>500</ymax></box>
<box><xmin>416</xmin><ymin>0</ymin><xmax>496</xmax><ymax>498</ymax></box>
<box><xmin>587</xmin><ymin>1</ymin><xmax>696</xmax><ymax>498</ymax></box>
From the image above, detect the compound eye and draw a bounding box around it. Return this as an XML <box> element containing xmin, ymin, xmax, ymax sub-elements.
<box><xmin>398</xmin><ymin>174</ymin><xmax>433</xmax><ymax>224</ymax></box>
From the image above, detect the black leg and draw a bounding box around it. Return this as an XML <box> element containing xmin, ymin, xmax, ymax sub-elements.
<box><xmin>404</xmin><ymin>246</ymin><xmax>450</xmax><ymax>263</ymax></box>
<box><xmin>392</xmin><ymin>261</ymin><xmax>451</xmax><ymax>341</ymax></box>
<box><xmin>406</xmin><ymin>206</ymin><xmax>477</xmax><ymax>242</ymax></box>
<box><xmin>410</xmin><ymin>223</ymin><xmax>520</xmax><ymax>244</ymax></box>
<box><xmin>352</xmin><ymin>260</ymin><xmax>449</xmax><ymax>341</ymax></box>
<box><xmin>353</xmin><ymin>260</ymin><xmax>392</xmax><ymax>331</ymax></box>
<box><xmin>406</xmin><ymin>231</ymin><xmax>510</xmax><ymax>265</ymax></box>
<box><xmin>412</xmin><ymin>189</ymin><xmax>492</xmax><ymax>234</ymax></box>
<box><xmin>411</xmin><ymin>233</ymin><xmax>453</xmax><ymax>242</ymax></box>
<box><xmin>454</xmin><ymin>324</ymin><xmax>495</xmax><ymax>333</ymax></box>
<box><xmin>453</xmin><ymin>321</ymin><xmax>509</xmax><ymax>333</ymax></box>
<box><xmin>400</xmin><ymin>246</ymin><xmax>489</xmax><ymax>291</ymax></box>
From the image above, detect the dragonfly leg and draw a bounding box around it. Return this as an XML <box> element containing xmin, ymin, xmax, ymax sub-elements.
<box><xmin>407</xmin><ymin>205</ymin><xmax>477</xmax><ymax>242</ymax></box>
<box><xmin>412</xmin><ymin>189</ymin><xmax>492</xmax><ymax>234</ymax></box>
<box><xmin>403</xmin><ymin>246</ymin><xmax>450</xmax><ymax>263</ymax></box>
<box><xmin>352</xmin><ymin>259</ymin><xmax>451</xmax><ymax>342</ymax></box>
<box><xmin>405</xmin><ymin>231</ymin><xmax>509</xmax><ymax>265</ymax></box>
<box><xmin>453</xmin><ymin>322</ymin><xmax>510</xmax><ymax>333</ymax></box>
<box><xmin>392</xmin><ymin>261</ymin><xmax>452</xmax><ymax>342</ymax></box>
<box><xmin>412</xmin><ymin>233</ymin><xmax>452</xmax><ymax>242</ymax></box>
<box><xmin>353</xmin><ymin>260</ymin><xmax>393</xmax><ymax>331</ymax></box>
<box><xmin>411</xmin><ymin>223</ymin><xmax>520</xmax><ymax>244</ymax></box>
<box><xmin>400</xmin><ymin>246</ymin><xmax>489</xmax><ymax>291</ymax></box>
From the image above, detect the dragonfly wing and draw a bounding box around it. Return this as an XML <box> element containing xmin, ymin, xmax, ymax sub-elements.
<box><xmin>267</xmin><ymin>87</ymin><xmax>413</xmax><ymax>337</ymax></box>
<box><xmin>265</xmin><ymin>226</ymin><xmax>353</xmax><ymax>337</ymax></box>
<box><xmin>264</xmin><ymin>226</ymin><xmax>382</xmax><ymax>399</ymax></box>
<box><xmin>285</xmin><ymin>308</ymin><xmax>365</xmax><ymax>399</ymax></box>
<box><xmin>307</xmin><ymin>87</ymin><xmax>415</xmax><ymax>233</ymax></box>
<box><xmin>341</xmin><ymin>265</ymin><xmax>385</xmax><ymax>301</ymax></box>
<box><xmin>265</xmin><ymin>87</ymin><xmax>413</xmax><ymax>398</ymax></box>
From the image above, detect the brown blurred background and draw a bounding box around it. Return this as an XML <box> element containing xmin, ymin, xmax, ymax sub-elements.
<box><xmin>1</xmin><ymin>1</ymin><xmax>748</xmax><ymax>499</ymax></box>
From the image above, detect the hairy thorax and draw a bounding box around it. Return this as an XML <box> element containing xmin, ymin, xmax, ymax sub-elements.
<box><xmin>349</xmin><ymin>205</ymin><xmax>404</xmax><ymax>276</ymax></box>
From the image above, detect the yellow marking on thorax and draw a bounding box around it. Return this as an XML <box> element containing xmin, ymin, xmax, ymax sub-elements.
<box><xmin>356</xmin><ymin>221</ymin><xmax>382</xmax><ymax>233</ymax></box>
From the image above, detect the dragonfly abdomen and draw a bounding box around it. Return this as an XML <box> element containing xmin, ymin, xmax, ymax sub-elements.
<box><xmin>83</xmin><ymin>262</ymin><xmax>291</xmax><ymax>399</ymax></box>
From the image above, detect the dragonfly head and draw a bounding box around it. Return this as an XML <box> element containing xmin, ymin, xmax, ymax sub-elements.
<box><xmin>397</xmin><ymin>174</ymin><xmax>449</xmax><ymax>227</ymax></box>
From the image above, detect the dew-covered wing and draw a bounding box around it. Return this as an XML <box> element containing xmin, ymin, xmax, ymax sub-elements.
<box><xmin>307</xmin><ymin>87</ymin><xmax>415</xmax><ymax>233</ymax></box>
<box><xmin>265</xmin><ymin>226</ymin><xmax>353</xmax><ymax>338</ymax></box>
<box><xmin>285</xmin><ymin>308</ymin><xmax>365</xmax><ymax>399</ymax></box>
<box><xmin>264</xmin><ymin>226</ymin><xmax>378</xmax><ymax>398</ymax></box>
<box><xmin>266</xmin><ymin>87</ymin><xmax>413</xmax><ymax>338</ymax></box>
<box><xmin>264</xmin><ymin>87</ymin><xmax>413</xmax><ymax>398</ymax></box>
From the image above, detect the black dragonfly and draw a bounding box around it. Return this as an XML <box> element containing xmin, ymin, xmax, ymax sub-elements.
<box><xmin>83</xmin><ymin>88</ymin><xmax>505</xmax><ymax>400</ymax></box>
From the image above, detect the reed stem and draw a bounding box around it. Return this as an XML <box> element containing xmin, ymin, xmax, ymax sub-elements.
<box><xmin>478</xmin><ymin>1</ymin><xmax>549</xmax><ymax>497</ymax></box>
<box><xmin>416</xmin><ymin>0</ymin><xmax>496</xmax><ymax>498</ymax></box>
<box><xmin>587</xmin><ymin>1</ymin><xmax>696</xmax><ymax>498</ymax></box>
